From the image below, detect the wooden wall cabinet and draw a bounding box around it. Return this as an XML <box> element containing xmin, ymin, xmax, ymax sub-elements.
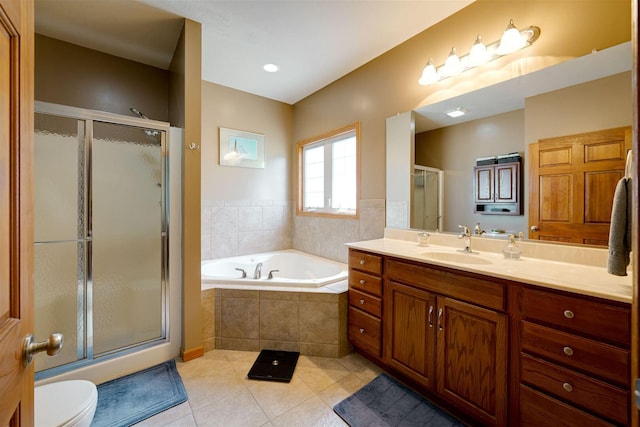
<box><xmin>474</xmin><ymin>162</ymin><xmax>521</xmax><ymax>215</ymax></box>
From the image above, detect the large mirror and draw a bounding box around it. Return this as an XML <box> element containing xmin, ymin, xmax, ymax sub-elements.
<box><xmin>386</xmin><ymin>41</ymin><xmax>632</xmax><ymax>244</ymax></box>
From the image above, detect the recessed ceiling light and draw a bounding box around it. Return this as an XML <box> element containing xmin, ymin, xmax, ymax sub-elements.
<box><xmin>263</xmin><ymin>64</ymin><xmax>279</xmax><ymax>72</ymax></box>
<box><xmin>445</xmin><ymin>107</ymin><xmax>467</xmax><ymax>118</ymax></box>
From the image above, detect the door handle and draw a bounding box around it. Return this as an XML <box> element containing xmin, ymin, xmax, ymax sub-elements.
<box><xmin>530</xmin><ymin>225</ymin><xmax>539</xmax><ymax>232</ymax></box>
<box><xmin>23</xmin><ymin>333</ymin><xmax>63</xmax><ymax>367</ymax></box>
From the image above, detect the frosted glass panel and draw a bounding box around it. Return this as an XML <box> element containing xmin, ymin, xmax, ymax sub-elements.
<box><xmin>33</xmin><ymin>242</ymin><xmax>81</xmax><ymax>371</ymax></box>
<box><xmin>34</xmin><ymin>113</ymin><xmax>82</xmax><ymax>242</ymax></box>
<box><xmin>92</xmin><ymin>122</ymin><xmax>164</xmax><ymax>355</ymax></box>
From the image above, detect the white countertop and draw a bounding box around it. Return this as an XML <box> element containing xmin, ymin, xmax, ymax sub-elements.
<box><xmin>346</xmin><ymin>238</ymin><xmax>633</xmax><ymax>304</ymax></box>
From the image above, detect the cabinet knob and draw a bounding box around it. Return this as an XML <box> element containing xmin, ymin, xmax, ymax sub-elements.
<box><xmin>359</xmin><ymin>328</ymin><xmax>365</xmax><ymax>334</ymax></box>
<box><xmin>562</xmin><ymin>382</ymin><xmax>573</xmax><ymax>392</ymax></box>
<box><xmin>563</xmin><ymin>346</ymin><xmax>574</xmax><ymax>356</ymax></box>
<box><xmin>359</xmin><ymin>259</ymin><xmax>365</xmax><ymax>265</ymax></box>
<box><xmin>359</xmin><ymin>279</ymin><xmax>366</xmax><ymax>285</ymax></box>
<box><xmin>359</xmin><ymin>299</ymin><xmax>365</xmax><ymax>305</ymax></box>
<box><xmin>563</xmin><ymin>310</ymin><xmax>574</xmax><ymax>319</ymax></box>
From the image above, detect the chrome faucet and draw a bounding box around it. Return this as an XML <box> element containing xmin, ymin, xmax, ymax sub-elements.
<box><xmin>253</xmin><ymin>263</ymin><xmax>262</xmax><ymax>279</ymax></box>
<box><xmin>458</xmin><ymin>225</ymin><xmax>472</xmax><ymax>253</ymax></box>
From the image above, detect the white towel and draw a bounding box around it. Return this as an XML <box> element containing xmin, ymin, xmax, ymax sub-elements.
<box><xmin>607</xmin><ymin>177</ymin><xmax>632</xmax><ymax>276</ymax></box>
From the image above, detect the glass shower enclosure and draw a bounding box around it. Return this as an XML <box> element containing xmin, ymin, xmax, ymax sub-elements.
<box><xmin>411</xmin><ymin>165</ymin><xmax>444</xmax><ymax>231</ymax></box>
<box><xmin>33</xmin><ymin>102</ymin><xmax>170</xmax><ymax>378</ymax></box>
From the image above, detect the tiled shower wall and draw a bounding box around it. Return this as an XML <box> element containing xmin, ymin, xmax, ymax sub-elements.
<box><xmin>201</xmin><ymin>198</ymin><xmax>386</xmax><ymax>263</ymax></box>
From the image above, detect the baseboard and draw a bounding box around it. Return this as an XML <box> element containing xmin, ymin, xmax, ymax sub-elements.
<box><xmin>181</xmin><ymin>345</ymin><xmax>204</xmax><ymax>362</ymax></box>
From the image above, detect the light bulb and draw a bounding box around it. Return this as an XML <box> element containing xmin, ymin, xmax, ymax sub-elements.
<box><xmin>497</xmin><ymin>19</ymin><xmax>526</xmax><ymax>55</ymax></box>
<box><xmin>468</xmin><ymin>35</ymin><xmax>489</xmax><ymax>66</ymax></box>
<box><xmin>442</xmin><ymin>48</ymin><xmax>462</xmax><ymax>77</ymax></box>
<box><xmin>418</xmin><ymin>58</ymin><xmax>438</xmax><ymax>85</ymax></box>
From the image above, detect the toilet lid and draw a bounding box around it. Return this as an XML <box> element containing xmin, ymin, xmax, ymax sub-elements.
<box><xmin>35</xmin><ymin>380</ymin><xmax>98</xmax><ymax>427</ymax></box>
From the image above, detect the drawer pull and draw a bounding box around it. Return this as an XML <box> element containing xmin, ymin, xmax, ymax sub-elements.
<box><xmin>562</xmin><ymin>382</ymin><xmax>573</xmax><ymax>392</ymax></box>
<box><xmin>359</xmin><ymin>328</ymin><xmax>365</xmax><ymax>334</ymax></box>
<box><xmin>428</xmin><ymin>305</ymin><xmax>434</xmax><ymax>328</ymax></box>
<box><xmin>359</xmin><ymin>279</ymin><xmax>366</xmax><ymax>285</ymax></box>
<box><xmin>359</xmin><ymin>259</ymin><xmax>365</xmax><ymax>265</ymax></box>
<box><xmin>563</xmin><ymin>346</ymin><xmax>574</xmax><ymax>356</ymax></box>
<box><xmin>563</xmin><ymin>310</ymin><xmax>574</xmax><ymax>319</ymax></box>
<box><xmin>437</xmin><ymin>308</ymin><xmax>444</xmax><ymax>331</ymax></box>
<box><xmin>359</xmin><ymin>299</ymin><xmax>365</xmax><ymax>305</ymax></box>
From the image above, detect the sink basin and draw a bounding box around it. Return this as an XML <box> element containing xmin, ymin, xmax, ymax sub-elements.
<box><xmin>420</xmin><ymin>251</ymin><xmax>493</xmax><ymax>265</ymax></box>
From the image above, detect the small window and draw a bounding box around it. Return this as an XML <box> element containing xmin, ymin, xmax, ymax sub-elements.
<box><xmin>297</xmin><ymin>123</ymin><xmax>360</xmax><ymax>218</ymax></box>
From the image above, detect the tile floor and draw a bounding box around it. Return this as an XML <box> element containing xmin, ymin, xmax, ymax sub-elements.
<box><xmin>136</xmin><ymin>349</ymin><xmax>384</xmax><ymax>426</ymax></box>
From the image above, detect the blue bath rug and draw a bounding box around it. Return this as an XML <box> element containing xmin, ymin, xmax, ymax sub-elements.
<box><xmin>92</xmin><ymin>359</ymin><xmax>187</xmax><ymax>427</ymax></box>
<box><xmin>333</xmin><ymin>373</ymin><xmax>464</xmax><ymax>426</ymax></box>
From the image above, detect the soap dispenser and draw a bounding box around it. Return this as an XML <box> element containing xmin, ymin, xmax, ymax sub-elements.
<box><xmin>502</xmin><ymin>234</ymin><xmax>521</xmax><ymax>260</ymax></box>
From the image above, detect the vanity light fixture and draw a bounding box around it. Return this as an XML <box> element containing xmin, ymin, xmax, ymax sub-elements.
<box><xmin>445</xmin><ymin>108</ymin><xmax>467</xmax><ymax>118</ymax></box>
<box><xmin>418</xmin><ymin>19</ymin><xmax>540</xmax><ymax>86</ymax></box>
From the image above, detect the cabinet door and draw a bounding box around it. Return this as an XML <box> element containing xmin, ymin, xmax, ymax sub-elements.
<box><xmin>385</xmin><ymin>280</ymin><xmax>436</xmax><ymax>389</ymax></box>
<box><xmin>495</xmin><ymin>163</ymin><xmax>518</xmax><ymax>203</ymax></box>
<box><xmin>474</xmin><ymin>166</ymin><xmax>494</xmax><ymax>203</ymax></box>
<box><xmin>436</xmin><ymin>297</ymin><xmax>507</xmax><ymax>426</ymax></box>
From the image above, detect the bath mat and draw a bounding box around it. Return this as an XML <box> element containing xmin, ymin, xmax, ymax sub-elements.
<box><xmin>333</xmin><ymin>373</ymin><xmax>464</xmax><ymax>426</ymax></box>
<box><xmin>92</xmin><ymin>359</ymin><xmax>187</xmax><ymax>427</ymax></box>
<box><xmin>247</xmin><ymin>349</ymin><xmax>300</xmax><ymax>382</ymax></box>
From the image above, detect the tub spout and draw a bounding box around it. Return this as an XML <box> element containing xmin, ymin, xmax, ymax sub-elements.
<box><xmin>253</xmin><ymin>263</ymin><xmax>262</xmax><ymax>279</ymax></box>
<box><xmin>235</xmin><ymin>268</ymin><xmax>247</xmax><ymax>278</ymax></box>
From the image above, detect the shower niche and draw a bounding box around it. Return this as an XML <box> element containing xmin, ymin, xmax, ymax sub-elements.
<box><xmin>34</xmin><ymin>102</ymin><xmax>170</xmax><ymax>378</ymax></box>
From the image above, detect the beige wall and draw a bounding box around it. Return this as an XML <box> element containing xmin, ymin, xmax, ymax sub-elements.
<box><xmin>293</xmin><ymin>0</ymin><xmax>630</xmax><ymax>202</ymax></box>
<box><xmin>200</xmin><ymin>82</ymin><xmax>294</xmax><ymax>260</ymax></box>
<box><xmin>414</xmin><ymin>71</ymin><xmax>632</xmax><ymax>235</ymax></box>
<box><xmin>35</xmin><ymin>35</ymin><xmax>170</xmax><ymax>121</ymax></box>
<box><xmin>169</xmin><ymin>20</ymin><xmax>203</xmax><ymax>359</ymax></box>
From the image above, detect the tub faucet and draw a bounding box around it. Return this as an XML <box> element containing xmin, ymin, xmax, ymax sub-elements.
<box><xmin>253</xmin><ymin>263</ymin><xmax>262</xmax><ymax>279</ymax></box>
<box><xmin>458</xmin><ymin>225</ymin><xmax>472</xmax><ymax>253</ymax></box>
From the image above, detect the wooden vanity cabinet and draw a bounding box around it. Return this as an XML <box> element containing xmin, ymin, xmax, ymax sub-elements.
<box><xmin>518</xmin><ymin>287</ymin><xmax>631</xmax><ymax>426</ymax></box>
<box><xmin>347</xmin><ymin>250</ymin><xmax>383</xmax><ymax>359</ymax></box>
<box><xmin>384</xmin><ymin>258</ymin><xmax>508</xmax><ymax>426</ymax></box>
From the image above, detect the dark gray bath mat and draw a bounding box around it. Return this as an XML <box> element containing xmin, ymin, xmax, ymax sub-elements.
<box><xmin>333</xmin><ymin>373</ymin><xmax>465</xmax><ymax>426</ymax></box>
<box><xmin>247</xmin><ymin>349</ymin><xmax>300</xmax><ymax>382</ymax></box>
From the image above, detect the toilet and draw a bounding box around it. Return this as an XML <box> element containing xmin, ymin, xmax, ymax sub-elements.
<box><xmin>35</xmin><ymin>380</ymin><xmax>98</xmax><ymax>427</ymax></box>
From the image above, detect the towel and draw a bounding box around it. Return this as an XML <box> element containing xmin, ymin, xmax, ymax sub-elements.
<box><xmin>607</xmin><ymin>177</ymin><xmax>632</xmax><ymax>276</ymax></box>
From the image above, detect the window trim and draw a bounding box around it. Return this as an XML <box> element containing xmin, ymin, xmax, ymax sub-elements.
<box><xmin>296</xmin><ymin>122</ymin><xmax>361</xmax><ymax>219</ymax></box>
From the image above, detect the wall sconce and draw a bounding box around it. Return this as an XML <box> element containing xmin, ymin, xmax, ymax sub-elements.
<box><xmin>418</xmin><ymin>19</ymin><xmax>540</xmax><ymax>85</ymax></box>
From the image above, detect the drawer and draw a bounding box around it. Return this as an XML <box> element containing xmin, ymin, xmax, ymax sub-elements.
<box><xmin>348</xmin><ymin>306</ymin><xmax>381</xmax><ymax>357</ymax></box>
<box><xmin>386</xmin><ymin>258</ymin><xmax>505</xmax><ymax>311</ymax></box>
<box><xmin>522</xmin><ymin>287</ymin><xmax>630</xmax><ymax>346</ymax></box>
<box><xmin>521</xmin><ymin>321</ymin><xmax>629</xmax><ymax>386</ymax></box>
<box><xmin>520</xmin><ymin>384</ymin><xmax>614</xmax><ymax>427</ymax></box>
<box><xmin>349</xmin><ymin>288</ymin><xmax>382</xmax><ymax>317</ymax></box>
<box><xmin>349</xmin><ymin>269</ymin><xmax>382</xmax><ymax>297</ymax></box>
<box><xmin>521</xmin><ymin>353</ymin><xmax>628</xmax><ymax>425</ymax></box>
<box><xmin>349</xmin><ymin>250</ymin><xmax>382</xmax><ymax>275</ymax></box>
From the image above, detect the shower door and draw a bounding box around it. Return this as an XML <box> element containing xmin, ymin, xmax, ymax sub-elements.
<box><xmin>33</xmin><ymin>103</ymin><xmax>169</xmax><ymax>377</ymax></box>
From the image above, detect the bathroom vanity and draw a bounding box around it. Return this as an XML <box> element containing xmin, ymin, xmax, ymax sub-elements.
<box><xmin>346</xmin><ymin>234</ymin><xmax>632</xmax><ymax>427</ymax></box>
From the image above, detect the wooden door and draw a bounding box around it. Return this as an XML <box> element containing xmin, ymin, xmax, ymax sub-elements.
<box><xmin>529</xmin><ymin>127</ymin><xmax>632</xmax><ymax>245</ymax></box>
<box><xmin>436</xmin><ymin>297</ymin><xmax>507</xmax><ymax>426</ymax></box>
<box><xmin>0</xmin><ymin>0</ymin><xmax>34</xmax><ymax>426</ymax></box>
<box><xmin>384</xmin><ymin>280</ymin><xmax>436</xmax><ymax>389</ymax></box>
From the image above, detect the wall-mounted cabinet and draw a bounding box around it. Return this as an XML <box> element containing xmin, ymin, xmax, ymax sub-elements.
<box><xmin>474</xmin><ymin>162</ymin><xmax>521</xmax><ymax>215</ymax></box>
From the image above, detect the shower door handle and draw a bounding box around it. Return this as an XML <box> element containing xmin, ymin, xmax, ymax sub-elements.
<box><xmin>22</xmin><ymin>333</ymin><xmax>64</xmax><ymax>367</ymax></box>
